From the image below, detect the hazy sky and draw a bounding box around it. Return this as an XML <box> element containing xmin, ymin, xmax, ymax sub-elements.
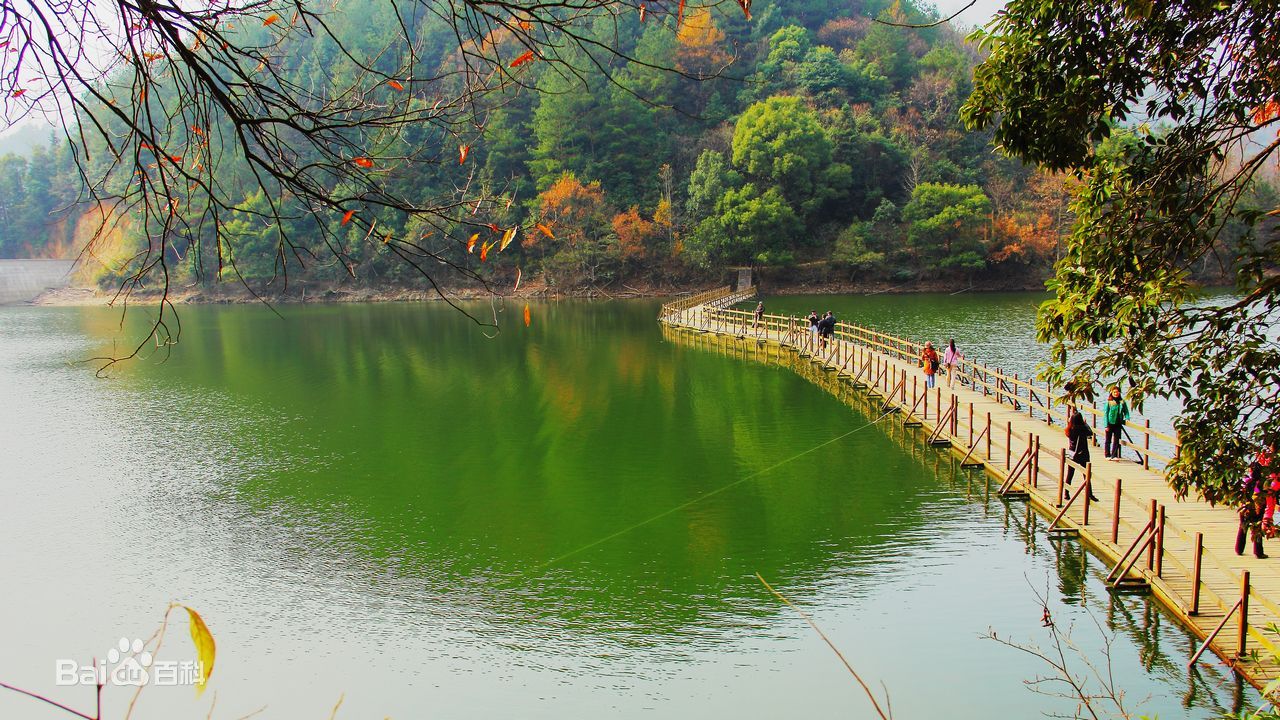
<box><xmin>932</xmin><ymin>0</ymin><xmax>1007</xmax><ymax>29</ymax></box>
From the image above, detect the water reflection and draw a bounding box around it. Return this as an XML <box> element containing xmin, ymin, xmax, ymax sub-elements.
<box><xmin>0</xmin><ymin>301</ymin><xmax>1259</xmax><ymax>719</ymax></box>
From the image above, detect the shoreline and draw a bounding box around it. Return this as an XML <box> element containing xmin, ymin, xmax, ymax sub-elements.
<box><xmin>26</xmin><ymin>276</ymin><xmax>1052</xmax><ymax>307</ymax></box>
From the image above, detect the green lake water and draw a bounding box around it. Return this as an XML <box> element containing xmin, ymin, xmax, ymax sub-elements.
<box><xmin>0</xmin><ymin>297</ymin><xmax>1256</xmax><ymax>719</ymax></box>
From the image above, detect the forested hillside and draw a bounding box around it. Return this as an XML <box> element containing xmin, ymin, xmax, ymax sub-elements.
<box><xmin>0</xmin><ymin>0</ymin><xmax>1085</xmax><ymax>291</ymax></box>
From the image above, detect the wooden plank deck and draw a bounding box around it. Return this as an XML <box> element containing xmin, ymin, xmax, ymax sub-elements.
<box><xmin>660</xmin><ymin>289</ymin><xmax>1280</xmax><ymax>692</ymax></box>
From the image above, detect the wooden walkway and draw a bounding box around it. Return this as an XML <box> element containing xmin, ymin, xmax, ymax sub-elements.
<box><xmin>660</xmin><ymin>287</ymin><xmax>1280</xmax><ymax>692</ymax></box>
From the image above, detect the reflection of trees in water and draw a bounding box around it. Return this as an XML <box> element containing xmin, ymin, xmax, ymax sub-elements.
<box><xmin>667</xmin><ymin>326</ymin><xmax>1253</xmax><ymax>717</ymax></box>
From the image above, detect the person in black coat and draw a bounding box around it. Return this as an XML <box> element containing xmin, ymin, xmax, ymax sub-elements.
<box><xmin>1064</xmin><ymin>409</ymin><xmax>1098</xmax><ymax>501</ymax></box>
<box><xmin>817</xmin><ymin>311</ymin><xmax>836</xmax><ymax>350</ymax></box>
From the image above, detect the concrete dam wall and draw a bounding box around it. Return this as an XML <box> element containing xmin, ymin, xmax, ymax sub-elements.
<box><xmin>0</xmin><ymin>259</ymin><xmax>76</xmax><ymax>304</ymax></box>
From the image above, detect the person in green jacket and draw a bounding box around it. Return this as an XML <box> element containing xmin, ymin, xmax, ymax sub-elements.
<box><xmin>1103</xmin><ymin>385</ymin><xmax>1130</xmax><ymax>460</ymax></box>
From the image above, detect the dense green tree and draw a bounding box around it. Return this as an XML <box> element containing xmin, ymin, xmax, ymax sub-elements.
<box><xmin>731</xmin><ymin>96</ymin><xmax>851</xmax><ymax>218</ymax></box>
<box><xmin>901</xmin><ymin>183</ymin><xmax>990</xmax><ymax>272</ymax></box>
<box><xmin>962</xmin><ymin>0</ymin><xmax>1280</xmax><ymax>509</ymax></box>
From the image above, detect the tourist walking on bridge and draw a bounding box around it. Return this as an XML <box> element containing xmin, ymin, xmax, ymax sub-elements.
<box><xmin>1064</xmin><ymin>409</ymin><xmax>1099</xmax><ymax>501</ymax></box>
<box><xmin>943</xmin><ymin>339</ymin><xmax>962</xmax><ymax>387</ymax></box>
<box><xmin>920</xmin><ymin>342</ymin><xmax>940</xmax><ymax>389</ymax></box>
<box><xmin>818</xmin><ymin>311</ymin><xmax>836</xmax><ymax>351</ymax></box>
<box><xmin>1103</xmin><ymin>386</ymin><xmax>1130</xmax><ymax>460</ymax></box>
<box><xmin>1236</xmin><ymin>446</ymin><xmax>1278</xmax><ymax>559</ymax></box>
<box><xmin>807</xmin><ymin>310</ymin><xmax>819</xmax><ymax>350</ymax></box>
<box><xmin>752</xmin><ymin>301</ymin><xmax>764</xmax><ymax>332</ymax></box>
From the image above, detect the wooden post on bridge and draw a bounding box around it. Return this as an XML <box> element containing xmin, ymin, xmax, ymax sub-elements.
<box><xmin>1006</xmin><ymin>422</ymin><xmax>1012</xmax><ymax>469</ymax></box>
<box><xmin>1190</xmin><ymin>532</ymin><xmax>1203</xmax><ymax>616</ymax></box>
<box><xmin>1156</xmin><ymin>504</ymin><xmax>1166</xmax><ymax>577</ymax></box>
<box><xmin>1146</xmin><ymin>500</ymin><xmax>1158</xmax><ymax>570</ymax></box>
<box><xmin>1111</xmin><ymin>479</ymin><xmax>1123</xmax><ymax>543</ymax></box>
<box><xmin>986</xmin><ymin>412</ymin><xmax>992</xmax><ymax>460</ymax></box>
<box><xmin>1144</xmin><ymin>419</ymin><xmax>1151</xmax><ymax>469</ymax></box>
<box><xmin>1239</xmin><ymin>571</ymin><xmax>1251</xmax><ymax>659</ymax></box>
<box><xmin>1057</xmin><ymin>449</ymin><xmax>1066</xmax><ymax>507</ymax></box>
<box><xmin>935</xmin><ymin>387</ymin><xmax>942</xmax><ymax>421</ymax></box>
<box><xmin>1082</xmin><ymin>463</ymin><xmax>1092</xmax><ymax>525</ymax></box>
<box><xmin>1031</xmin><ymin>435</ymin><xmax>1039</xmax><ymax>488</ymax></box>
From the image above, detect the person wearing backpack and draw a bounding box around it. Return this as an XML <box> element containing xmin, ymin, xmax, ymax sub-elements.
<box><xmin>920</xmin><ymin>342</ymin><xmax>940</xmax><ymax>389</ymax></box>
<box><xmin>1103</xmin><ymin>385</ymin><xmax>1131</xmax><ymax>461</ymax></box>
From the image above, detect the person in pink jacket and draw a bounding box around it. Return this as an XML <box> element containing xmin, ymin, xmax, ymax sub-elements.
<box><xmin>943</xmin><ymin>339</ymin><xmax>962</xmax><ymax>387</ymax></box>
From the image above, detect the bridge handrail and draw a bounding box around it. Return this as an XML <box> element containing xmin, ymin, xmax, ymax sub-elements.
<box><xmin>687</xmin><ymin>298</ymin><xmax>1178</xmax><ymax>473</ymax></box>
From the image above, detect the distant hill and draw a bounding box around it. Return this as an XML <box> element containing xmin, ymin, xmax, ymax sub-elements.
<box><xmin>0</xmin><ymin>119</ymin><xmax>57</xmax><ymax>158</ymax></box>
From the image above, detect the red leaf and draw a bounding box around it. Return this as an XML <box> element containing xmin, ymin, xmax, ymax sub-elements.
<box><xmin>639</xmin><ymin>4</ymin><xmax>647</xmax><ymax>21</ymax></box>
<box><xmin>737</xmin><ymin>0</ymin><xmax>752</xmax><ymax>20</ymax></box>
<box><xmin>11</xmin><ymin>89</ymin><xmax>25</xmax><ymax>97</ymax></box>
<box><xmin>387</xmin><ymin>79</ymin><xmax>405</xmax><ymax>91</ymax></box>
<box><xmin>341</xmin><ymin>210</ymin><xmax>355</xmax><ymax>225</ymax></box>
<box><xmin>263</xmin><ymin>13</ymin><xmax>280</xmax><ymax>25</ymax></box>
<box><xmin>459</xmin><ymin>144</ymin><xmax>470</xmax><ymax>165</ymax></box>
<box><xmin>480</xmin><ymin>241</ymin><xmax>492</xmax><ymax>262</ymax></box>
<box><xmin>677</xmin><ymin>0</ymin><xmax>686</xmax><ymax>27</ymax></box>
<box><xmin>352</xmin><ymin>157</ymin><xmax>374</xmax><ymax>168</ymax></box>
<box><xmin>509</xmin><ymin>50</ymin><xmax>535</xmax><ymax>68</ymax></box>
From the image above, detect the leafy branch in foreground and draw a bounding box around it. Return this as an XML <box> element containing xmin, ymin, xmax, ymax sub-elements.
<box><xmin>961</xmin><ymin>0</ymin><xmax>1280</xmax><ymax>510</ymax></box>
<box><xmin>0</xmin><ymin>0</ymin><xmax>746</xmax><ymax>367</ymax></box>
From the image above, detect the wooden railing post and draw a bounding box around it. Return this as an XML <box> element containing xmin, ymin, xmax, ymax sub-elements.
<box><xmin>1239</xmin><ymin>571</ymin><xmax>1251</xmax><ymax>659</ymax></box>
<box><xmin>1006</xmin><ymin>422</ymin><xmax>1012</xmax><ymax>469</ymax></box>
<box><xmin>1144</xmin><ymin>419</ymin><xmax>1151</xmax><ymax>469</ymax></box>
<box><xmin>1111</xmin><ymin>478</ymin><xmax>1123</xmax><ymax>543</ymax></box>
<box><xmin>1190</xmin><ymin>532</ymin><xmax>1203</xmax><ymax>616</ymax></box>
<box><xmin>986</xmin><ymin>412</ymin><xmax>992</xmax><ymax>459</ymax></box>
<box><xmin>1057</xmin><ymin>449</ymin><xmax>1066</xmax><ymax>507</ymax></box>
<box><xmin>1082</xmin><ymin>463</ymin><xmax>1092</xmax><ymax>525</ymax></box>
<box><xmin>1155</xmin><ymin>504</ymin><xmax>1166</xmax><ymax>577</ymax></box>
<box><xmin>1146</xmin><ymin>500</ymin><xmax>1158</xmax><ymax>570</ymax></box>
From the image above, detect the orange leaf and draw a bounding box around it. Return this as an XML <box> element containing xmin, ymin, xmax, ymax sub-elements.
<box><xmin>523</xmin><ymin>304</ymin><xmax>531</xmax><ymax>327</ymax></box>
<box><xmin>191</xmin><ymin>126</ymin><xmax>204</xmax><ymax>135</ymax></box>
<box><xmin>11</xmin><ymin>89</ymin><xmax>25</xmax><ymax>97</ymax></box>
<box><xmin>509</xmin><ymin>50</ymin><xmax>535</xmax><ymax>68</ymax></box>
<box><xmin>341</xmin><ymin>210</ymin><xmax>355</xmax><ymax>225</ymax></box>
<box><xmin>536</xmin><ymin>223</ymin><xmax>555</xmax><ymax>239</ymax></box>
<box><xmin>387</xmin><ymin>79</ymin><xmax>405</xmax><ymax>91</ymax></box>
<box><xmin>639</xmin><ymin>4</ymin><xmax>647</xmax><ymax>21</ymax></box>
<box><xmin>480</xmin><ymin>241</ymin><xmax>492</xmax><ymax>262</ymax></box>
<box><xmin>467</xmin><ymin>233</ymin><xmax>478</xmax><ymax>253</ymax></box>
<box><xmin>459</xmin><ymin>144</ymin><xmax>470</xmax><ymax>165</ymax></box>
<box><xmin>677</xmin><ymin>0</ymin><xmax>686</xmax><ymax>27</ymax></box>
<box><xmin>169</xmin><ymin>155</ymin><xmax>183</xmax><ymax>163</ymax></box>
<box><xmin>263</xmin><ymin>13</ymin><xmax>280</xmax><ymax>25</ymax></box>
<box><xmin>499</xmin><ymin>226</ymin><xmax>517</xmax><ymax>251</ymax></box>
<box><xmin>518</xmin><ymin>20</ymin><xmax>532</xmax><ymax>30</ymax></box>
<box><xmin>352</xmin><ymin>157</ymin><xmax>374</xmax><ymax>168</ymax></box>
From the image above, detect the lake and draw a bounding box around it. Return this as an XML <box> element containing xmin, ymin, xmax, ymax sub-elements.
<box><xmin>0</xmin><ymin>296</ymin><xmax>1254</xmax><ymax>719</ymax></box>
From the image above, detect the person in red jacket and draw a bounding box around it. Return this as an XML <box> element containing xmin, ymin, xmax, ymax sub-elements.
<box><xmin>1236</xmin><ymin>446</ymin><xmax>1278</xmax><ymax>559</ymax></box>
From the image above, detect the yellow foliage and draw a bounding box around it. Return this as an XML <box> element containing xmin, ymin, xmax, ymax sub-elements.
<box><xmin>676</xmin><ymin>9</ymin><xmax>729</xmax><ymax>75</ymax></box>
